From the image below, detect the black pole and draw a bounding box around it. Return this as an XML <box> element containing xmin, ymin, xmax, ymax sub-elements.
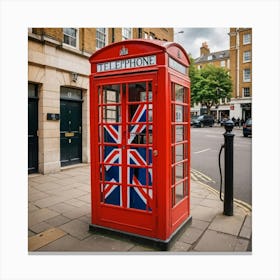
<box><xmin>223</xmin><ymin>125</ymin><xmax>234</xmax><ymax>216</ymax></box>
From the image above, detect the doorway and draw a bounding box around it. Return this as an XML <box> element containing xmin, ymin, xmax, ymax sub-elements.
<box><xmin>60</xmin><ymin>87</ymin><xmax>82</xmax><ymax>167</ymax></box>
<box><xmin>28</xmin><ymin>84</ymin><xmax>38</xmax><ymax>174</ymax></box>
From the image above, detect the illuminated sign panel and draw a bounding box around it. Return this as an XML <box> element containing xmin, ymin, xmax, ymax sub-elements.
<box><xmin>97</xmin><ymin>55</ymin><xmax>157</xmax><ymax>72</ymax></box>
<box><xmin>168</xmin><ymin>56</ymin><xmax>187</xmax><ymax>75</ymax></box>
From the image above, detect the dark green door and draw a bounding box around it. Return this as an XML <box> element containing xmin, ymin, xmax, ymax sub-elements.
<box><xmin>28</xmin><ymin>84</ymin><xmax>38</xmax><ymax>173</ymax></box>
<box><xmin>60</xmin><ymin>88</ymin><xmax>82</xmax><ymax>167</ymax></box>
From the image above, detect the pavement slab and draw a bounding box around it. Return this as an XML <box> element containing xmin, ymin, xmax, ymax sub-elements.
<box><xmin>59</xmin><ymin>219</ymin><xmax>91</xmax><ymax>240</ymax></box>
<box><xmin>28</xmin><ymin>208</ymin><xmax>60</xmax><ymax>227</ymax></box>
<box><xmin>191</xmin><ymin>205</ymin><xmax>221</xmax><ymax>222</ymax></box>
<box><xmin>239</xmin><ymin>214</ymin><xmax>252</xmax><ymax>239</ymax></box>
<box><xmin>193</xmin><ymin>230</ymin><xmax>238</xmax><ymax>252</ymax></box>
<box><xmin>208</xmin><ymin>213</ymin><xmax>245</xmax><ymax>236</ymax></box>
<box><xmin>29</xmin><ymin>228</ymin><xmax>67</xmax><ymax>251</ymax></box>
<box><xmin>78</xmin><ymin>234</ymin><xmax>135</xmax><ymax>252</ymax></box>
<box><xmin>177</xmin><ymin>227</ymin><xmax>205</xmax><ymax>245</ymax></box>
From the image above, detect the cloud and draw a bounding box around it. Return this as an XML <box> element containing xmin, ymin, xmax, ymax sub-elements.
<box><xmin>174</xmin><ymin>28</ymin><xmax>229</xmax><ymax>58</ymax></box>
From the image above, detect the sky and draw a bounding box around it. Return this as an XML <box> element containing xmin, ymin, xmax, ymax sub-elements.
<box><xmin>174</xmin><ymin>28</ymin><xmax>229</xmax><ymax>58</ymax></box>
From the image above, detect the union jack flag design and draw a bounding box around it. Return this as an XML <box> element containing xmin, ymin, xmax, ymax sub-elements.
<box><xmin>102</xmin><ymin>103</ymin><xmax>153</xmax><ymax>211</ymax></box>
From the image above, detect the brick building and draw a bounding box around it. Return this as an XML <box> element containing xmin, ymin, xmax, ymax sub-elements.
<box><xmin>192</xmin><ymin>28</ymin><xmax>252</xmax><ymax>121</ymax></box>
<box><xmin>229</xmin><ymin>28</ymin><xmax>252</xmax><ymax>121</ymax></box>
<box><xmin>28</xmin><ymin>28</ymin><xmax>173</xmax><ymax>174</ymax></box>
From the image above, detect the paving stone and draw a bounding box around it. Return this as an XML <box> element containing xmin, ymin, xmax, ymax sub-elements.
<box><xmin>77</xmin><ymin>194</ymin><xmax>91</xmax><ymax>203</ymax></box>
<box><xmin>208</xmin><ymin>213</ymin><xmax>245</xmax><ymax>236</ymax></box>
<box><xmin>34</xmin><ymin>195</ymin><xmax>69</xmax><ymax>208</ymax></box>
<box><xmin>178</xmin><ymin>227</ymin><xmax>204</xmax><ymax>245</ymax></box>
<box><xmin>37</xmin><ymin>234</ymin><xmax>83</xmax><ymax>252</ymax></box>
<box><xmin>190</xmin><ymin>197</ymin><xmax>204</xmax><ymax>209</ymax></box>
<box><xmin>28</xmin><ymin>230</ymin><xmax>36</xmax><ymax>237</ymax></box>
<box><xmin>65</xmin><ymin>198</ymin><xmax>87</xmax><ymax>207</ymax></box>
<box><xmin>28</xmin><ymin>208</ymin><xmax>60</xmax><ymax>227</ymax></box>
<box><xmin>28</xmin><ymin>203</ymin><xmax>40</xmax><ymax>213</ymax></box>
<box><xmin>199</xmin><ymin>198</ymin><xmax>223</xmax><ymax>210</ymax></box>
<box><xmin>171</xmin><ymin>241</ymin><xmax>192</xmax><ymax>252</ymax></box>
<box><xmin>29</xmin><ymin>228</ymin><xmax>67</xmax><ymax>251</ymax></box>
<box><xmin>239</xmin><ymin>214</ymin><xmax>252</xmax><ymax>239</ymax></box>
<box><xmin>62</xmin><ymin>207</ymin><xmax>90</xmax><ymax>220</ymax></box>
<box><xmin>78</xmin><ymin>215</ymin><xmax>91</xmax><ymax>224</ymax></box>
<box><xmin>78</xmin><ymin>234</ymin><xmax>135</xmax><ymax>252</ymax></box>
<box><xmin>191</xmin><ymin>205</ymin><xmax>220</xmax><ymax>222</ymax></box>
<box><xmin>235</xmin><ymin>238</ymin><xmax>250</xmax><ymax>252</ymax></box>
<box><xmin>59</xmin><ymin>219</ymin><xmax>91</xmax><ymax>240</ymax></box>
<box><xmin>45</xmin><ymin>215</ymin><xmax>70</xmax><ymax>227</ymax></box>
<box><xmin>28</xmin><ymin>190</ymin><xmax>50</xmax><ymax>202</ymax></box>
<box><xmin>29</xmin><ymin>221</ymin><xmax>52</xmax><ymax>233</ymax></box>
<box><xmin>193</xmin><ymin>230</ymin><xmax>237</xmax><ymax>252</ymax></box>
<box><xmin>128</xmin><ymin>245</ymin><xmax>157</xmax><ymax>252</ymax></box>
<box><xmin>48</xmin><ymin>202</ymin><xmax>79</xmax><ymax>214</ymax></box>
<box><xmin>190</xmin><ymin>219</ymin><xmax>210</xmax><ymax>231</ymax></box>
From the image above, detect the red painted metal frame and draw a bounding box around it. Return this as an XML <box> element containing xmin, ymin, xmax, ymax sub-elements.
<box><xmin>89</xmin><ymin>39</ymin><xmax>191</xmax><ymax>241</ymax></box>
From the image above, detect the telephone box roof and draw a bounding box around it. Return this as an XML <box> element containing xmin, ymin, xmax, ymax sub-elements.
<box><xmin>89</xmin><ymin>39</ymin><xmax>190</xmax><ymax>67</ymax></box>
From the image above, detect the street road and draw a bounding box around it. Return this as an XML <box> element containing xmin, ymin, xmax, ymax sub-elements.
<box><xmin>190</xmin><ymin>126</ymin><xmax>252</xmax><ymax>205</ymax></box>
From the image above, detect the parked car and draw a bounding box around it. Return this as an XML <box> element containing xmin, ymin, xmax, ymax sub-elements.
<box><xmin>192</xmin><ymin>115</ymin><xmax>214</xmax><ymax>128</ymax></box>
<box><xmin>243</xmin><ymin>118</ymin><xmax>252</xmax><ymax>137</ymax></box>
<box><xmin>191</xmin><ymin>115</ymin><xmax>199</xmax><ymax>126</ymax></box>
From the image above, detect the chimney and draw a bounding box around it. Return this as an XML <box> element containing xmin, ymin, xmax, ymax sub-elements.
<box><xmin>200</xmin><ymin>42</ymin><xmax>210</xmax><ymax>56</ymax></box>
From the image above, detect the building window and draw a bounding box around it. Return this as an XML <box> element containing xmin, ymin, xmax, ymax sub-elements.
<box><xmin>243</xmin><ymin>69</ymin><xmax>251</xmax><ymax>82</ymax></box>
<box><xmin>149</xmin><ymin>32</ymin><xmax>155</xmax><ymax>39</ymax></box>
<box><xmin>220</xmin><ymin>60</ymin><xmax>225</xmax><ymax>67</ymax></box>
<box><xmin>63</xmin><ymin>28</ymin><xmax>78</xmax><ymax>48</ymax></box>
<box><xmin>243</xmin><ymin>51</ymin><xmax>251</xmax><ymax>62</ymax></box>
<box><xmin>144</xmin><ymin>32</ymin><xmax>148</xmax><ymax>39</ymax></box>
<box><xmin>207</xmin><ymin>55</ymin><xmax>212</xmax><ymax>60</ymax></box>
<box><xmin>122</xmin><ymin>28</ymin><xmax>132</xmax><ymax>40</ymax></box>
<box><xmin>243</xmin><ymin>33</ymin><xmax>251</xmax><ymax>45</ymax></box>
<box><xmin>138</xmin><ymin>28</ymin><xmax>142</xmax><ymax>38</ymax></box>
<box><xmin>243</xmin><ymin>87</ymin><xmax>250</xmax><ymax>97</ymax></box>
<box><xmin>96</xmin><ymin>28</ymin><xmax>106</xmax><ymax>49</ymax></box>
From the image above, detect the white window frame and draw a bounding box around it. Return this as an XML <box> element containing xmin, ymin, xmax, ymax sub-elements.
<box><xmin>243</xmin><ymin>51</ymin><xmax>251</xmax><ymax>62</ymax></box>
<box><xmin>122</xmin><ymin>28</ymin><xmax>132</xmax><ymax>40</ymax></box>
<box><xmin>243</xmin><ymin>87</ymin><xmax>250</xmax><ymax>97</ymax></box>
<box><xmin>243</xmin><ymin>33</ymin><xmax>251</xmax><ymax>45</ymax></box>
<box><xmin>96</xmin><ymin>28</ymin><xmax>107</xmax><ymax>50</ymax></box>
<box><xmin>63</xmin><ymin>28</ymin><xmax>79</xmax><ymax>49</ymax></box>
<box><xmin>243</xmin><ymin>69</ymin><xmax>251</xmax><ymax>82</ymax></box>
<box><xmin>220</xmin><ymin>60</ymin><xmax>226</xmax><ymax>67</ymax></box>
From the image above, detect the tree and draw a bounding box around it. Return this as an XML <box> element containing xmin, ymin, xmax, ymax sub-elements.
<box><xmin>190</xmin><ymin>64</ymin><xmax>233</xmax><ymax>115</ymax></box>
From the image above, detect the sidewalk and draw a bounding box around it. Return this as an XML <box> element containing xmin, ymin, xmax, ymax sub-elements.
<box><xmin>28</xmin><ymin>164</ymin><xmax>252</xmax><ymax>253</ymax></box>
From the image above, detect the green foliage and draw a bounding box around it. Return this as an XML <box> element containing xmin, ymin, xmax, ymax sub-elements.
<box><xmin>190</xmin><ymin>63</ymin><xmax>233</xmax><ymax>114</ymax></box>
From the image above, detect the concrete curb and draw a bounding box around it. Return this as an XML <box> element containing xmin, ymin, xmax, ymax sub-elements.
<box><xmin>196</xmin><ymin>180</ymin><xmax>252</xmax><ymax>213</ymax></box>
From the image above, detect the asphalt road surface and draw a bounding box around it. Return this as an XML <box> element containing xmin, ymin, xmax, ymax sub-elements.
<box><xmin>190</xmin><ymin>126</ymin><xmax>252</xmax><ymax>205</ymax></box>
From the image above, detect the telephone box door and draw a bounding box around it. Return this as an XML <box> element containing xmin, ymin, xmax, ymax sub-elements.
<box><xmin>92</xmin><ymin>73</ymin><xmax>158</xmax><ymax>237</ymax></box>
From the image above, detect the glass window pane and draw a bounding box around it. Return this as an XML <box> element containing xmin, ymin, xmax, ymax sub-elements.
<box><xmin>101</xmin><ymin>182</ymin><xmax>121</xmax><ymax>206</ymax></box>
<box><xmin>128</xmin><ymin>186</ymin><xmax>152</xmax><ymax>211</ymax></box>
<box><xmin>175</xmin><ymin>162</ymin><xmax>186</xmax><ymax>182</ymax></box>
<box><xmin>128</xmin><ymin>103</ymin><xmax>147</xmax><ymax>122</ymax></box>
<box><xmin>61</xmin><ymin>87</ymin><xmax>82</xmax><ymax>100</ymax></box>
<box><xmin>103</xmin><ymin>125</ymin><xmax>121</xmax><ymax>143</ymax></box>
<box><xmin>103</xmin><ymin>85</ymin><xmax>120</xmax><ymax>104</ymax></box>
<box><xmin>175</xmin><ymin>84</ymin><xmax>185</xmax><ymax>102</ymax></box>
<box><xmin>102</xmin><ymin>106</ymin><xmax>121</xmax><ymax>123</ymax></box>
<box><xmin>128</xmin><ymin>82</ymin><xmax>146</xmax><ymax>102</ymax></box>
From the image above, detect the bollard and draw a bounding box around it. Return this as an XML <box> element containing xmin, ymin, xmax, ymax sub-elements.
<box><xmin>223</xmin><ymin>120</ymin><xmax>235</xmax><ymax>216</ymax></box>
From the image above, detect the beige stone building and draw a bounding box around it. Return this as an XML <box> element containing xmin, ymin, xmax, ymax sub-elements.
<box><xmin>28</xmin><ymin>28</ymin><xmax>173</xmax><ymax>174</ymax></box>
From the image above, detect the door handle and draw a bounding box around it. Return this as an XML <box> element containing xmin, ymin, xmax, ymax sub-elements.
<box><xmin>79</xmin><ymin>126</ymin><xmax>82</xmax><ymax>133</ymax></box>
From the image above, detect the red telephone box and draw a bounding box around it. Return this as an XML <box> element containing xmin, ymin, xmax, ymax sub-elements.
<box><xmin>89</xmin><ymin>39</ymin><xmax>191</xmax><ymax>249</ymax></box>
